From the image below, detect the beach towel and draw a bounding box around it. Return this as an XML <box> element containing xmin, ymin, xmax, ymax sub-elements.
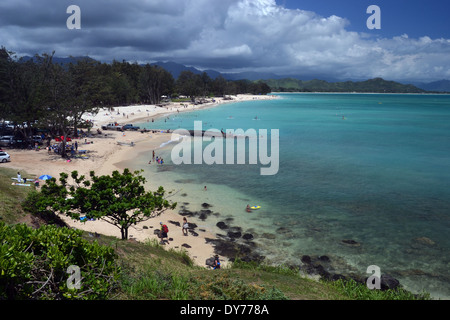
<box><xmin>12</xmin><ymin>182</ymin><xmax>31</xmax><ymax>186</ymax></box>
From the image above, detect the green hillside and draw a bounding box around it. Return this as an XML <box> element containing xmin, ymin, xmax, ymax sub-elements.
<box><xmin>261</xmin><ymin>77</ymin><xmax>426</xmax><ymax>93</ymax></box>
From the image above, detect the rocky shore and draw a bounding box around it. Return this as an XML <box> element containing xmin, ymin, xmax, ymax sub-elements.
<box><xmin>176</xmin><ymin>201</ymin><xmax>403</xmax><ymax>291</ymax></box>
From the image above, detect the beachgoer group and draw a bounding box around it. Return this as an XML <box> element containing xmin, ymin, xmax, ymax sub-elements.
<box><xmin>149</xmin><ymin>151</ymin><xmax>164</xmax><ymax>164</ymax></box>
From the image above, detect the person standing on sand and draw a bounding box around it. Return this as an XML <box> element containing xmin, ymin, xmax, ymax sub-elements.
<box><xmin>182</xmin><ymin>217</ymin><xmax>189</xmax><ymax>236</ymax></box>
<box><xmin>213</xmin><ymin>255</ymin><xmax>221</xmax><ymax>270</ymax></box>
<box><xmin>160</xmin><ymin>222</ymin><xmax>169</xmax><ymax>244</ymax></box>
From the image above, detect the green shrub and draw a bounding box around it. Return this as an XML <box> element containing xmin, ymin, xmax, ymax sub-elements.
<box><xmin>190</xmin><ymin>273</ymin><xmax>288</xmax><ymax>300</ymax></box>
<box><xmin>231</xmin><ymin>258</ymin><xmax>300</xmax><ymax>276</ymax></box>
<box><xmin>325</xmin><ymin>278</ymin><xmax>431</xmax><ymax>300</ymax></box>
<box><xmin>120</xmin><ymin>267</ymin><xmax>191</xmax><ymax>300</ymax></box>
<box><xmin>22</xmin><ymin>190</ymin><xmax>67</xmax><ymax>226</ymax></box>
<box><xmin>0</xmin><ymin>222</ymin><xmax>120</xmax><ymax>299</ymax></box>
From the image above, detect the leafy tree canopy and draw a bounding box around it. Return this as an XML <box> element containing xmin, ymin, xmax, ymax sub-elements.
<box><xmin>34</xmin><ymin>168</ymin><xmax>176</xmax><ymax>240</ymax></box>
<box><xmin>0</xmin><ymin>222</ymin><xmax>119</xmax><ymax>300</ymax></box>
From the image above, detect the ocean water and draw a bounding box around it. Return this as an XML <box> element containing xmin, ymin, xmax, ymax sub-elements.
<box><xmin>132</xmin><ymin>93</ymin><xmax>450</xmax><ymax>299</ymax></box>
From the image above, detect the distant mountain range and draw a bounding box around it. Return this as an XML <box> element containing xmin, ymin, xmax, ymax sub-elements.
<box><xmin>18</xmin><ymin>55</ymin><xmax>450</xmax><ymax>93</ymax></box>
<box><xmin>412</xmin><ymin>80</ymin><xmax>450</xmax><ymax>93</ymax></box>
<box><xmin>150</xmin><ymin>61</ymin><xmax>283</xmax><ymax>82</ymax></box>
<box><xmin>150</xmin><ymin>61</ymin><xmax>449</xmax><ymax>93</ymax></box>
<box><xmin>259</xmin><ymin>77</ymin><xmax>429</xmax><ymax>93</ymax></box>
<box><xmin>20</xmin><ymin>55</ymin><xmax>95</xmax><ymax>65</ymax></box>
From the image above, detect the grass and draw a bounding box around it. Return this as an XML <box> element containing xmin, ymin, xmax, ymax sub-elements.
<box><xmin>171</xmin><ymin>98</ymin><xmax>192</xmax><ymax>103</ymax></box>
<box><xmin>325</xmin><ymin>278</ymin><xmax>431</xmax><ymax>300</ymax></box>
<box><xmin>1</xmin><ymin>168</ymin><xmax>432</xmax><ymax>300</ymax></box>
<box><xmin>99</xmin><ymin>234</ymin><xmax>428</xmax><ymax>300</ymax></box>
<box><xmin>0</xmin><ymin>167</ymin><xmax>34</xmax><ymax>224</ymax></box>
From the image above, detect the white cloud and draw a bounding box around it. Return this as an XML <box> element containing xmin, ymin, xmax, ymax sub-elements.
<box><xmin>1</xmin><ymin>0</ymin><xmax>449</xmax><ymax>82</ymax></box>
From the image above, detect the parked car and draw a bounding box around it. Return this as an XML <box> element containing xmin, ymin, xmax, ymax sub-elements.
<box><xmin>33</xmin><ymin>135</ymin><xmax>44</xmax><ymax>144</ymax></box>
<box><xmin>0</xmin><ymin>136</ymin><xmax>14</xmax><ymax>147</ymax></box>
<box><xmin>0</xmin><ymin>151</ymin><xmax>10</xmax><ymax>163</ymax></box>
<box><xmin>11</xmin><ymin>138</ymin><xmax>29</xmax><ymax>149</ymax></box>
<box><xmin>123</xmin><ymin>124</ymin><xmax>140</xmax><ymax>131</ymax></box>
<box><xmin>101</xmin><ymin>123</ymin><xmax>124</xmax><ymax>131</ymax></box>
<box><xmin>0</xmin><ymin>124</ymin><xmax>14</xmax><ymax>135</ymax></box>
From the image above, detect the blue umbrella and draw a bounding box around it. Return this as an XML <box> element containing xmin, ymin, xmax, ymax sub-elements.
<box><xmin>39</xmin><ymin>174</ymin><xmax>52</xmax><ymax>180</ymax></box>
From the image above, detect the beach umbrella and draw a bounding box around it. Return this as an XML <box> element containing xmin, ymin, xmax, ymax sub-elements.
<box><xmin>39</xmin><ymin>174</ymin><xmax>52</xmax><ymax>180</ymax></box>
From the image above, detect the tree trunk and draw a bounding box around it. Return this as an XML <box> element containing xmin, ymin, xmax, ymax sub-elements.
<box><xmin>73</xmin><ymin>114</ymin><xmax>79</xmax><ymax>137</ymax></box>
<box><xmin>120</xmin><ymin>226</ymin><xmax>128</xmax><ymax>240</ymax></box>
<box><xmin>61</xmin><ymin>128</ymin><xmax>67</xmax><ymax>158</ymax></box>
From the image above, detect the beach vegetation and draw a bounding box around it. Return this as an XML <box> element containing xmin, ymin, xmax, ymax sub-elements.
<box><xmin>0</xmin><ymin>49</ymin><xmax>105</xmax><ymax>156</ymax></box>
<box><xmin>26</xmin><ymin>168</ymin><xmax>176</xmax><ymax>240</ymax></box>
<box><xmin>111</xmin><ymin>238</ymin><xmax>289</xmax><ymax>300</ymax></box>
<box><xmin>139</xmin><ymin>64</ymin><xmax>175</xmax><ymax>105</ymax></box>
<box><xmin>324</xmin><ymin>278</ymin><xmax>431</xmax><ymax>300</ymax></box>
<box><xmin>0</xmin><ymin>222</ymin><xmax>119</xmax><ymax>299</ymax></box>
<box><xmin>0</xmin><ymin>168</ymin><xmax>32</xmax><ymax>224</ymax></box>
<box><xmin>176</xmin><ymin>71</ymin><xmax>204</xmax><ymax>101</ymax></box>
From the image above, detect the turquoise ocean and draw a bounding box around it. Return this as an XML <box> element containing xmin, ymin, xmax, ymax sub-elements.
<box><xmin>130</xmin><ymin>93</ymin><xmax>450</xmax><ymax>299</ymax></box>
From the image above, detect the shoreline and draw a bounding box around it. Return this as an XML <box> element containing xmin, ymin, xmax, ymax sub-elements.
<box><xmin>84</xmin><ymin>94</ymin><xmax>279</xmax><ymax>129</ymax></box>
<box><xmin>3</xmin><ymin>94</ymin><xmax>278</xmax><ymax>268</ymax></box>
<box><xmin>271</xmin><ymin>92</ymin><xmax>449</xmax><ymax>95</ymax></box>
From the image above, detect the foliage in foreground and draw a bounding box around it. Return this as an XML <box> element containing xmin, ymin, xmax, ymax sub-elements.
<box><xmin>0</xmin><ymin>222</ymin><xmax>119</xmax><ymax>300</ymax></box>
<box><xmin>0</xmin><ymin>219</ymin><xmax>432</xmax><ymax>300</ymax></box>
<box><xmin>324</xmin><ymin>278</ymin><xmax>431</xmax><ymax>300</ymax></box>
<box><xmin>0</xmin><ymin>168</ymin><xmax>32</xmax><ymax>224</ymax></box>
<box><xmin>228</xmin><ymin>258</ymin><xmax>432</xmax><ymax>300</ymax></box>
<box><xmin>119</xmin><ymin>266</ymin><xmax>288</xmax><ymax>300</ymax></box>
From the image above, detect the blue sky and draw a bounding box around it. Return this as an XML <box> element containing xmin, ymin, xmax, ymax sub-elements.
<box><xmin>0</xmin><ymin>0</ymin><xmax>449</xmax><ymax>82</ymax></box>
<box><xmin>282</xmin><ymin>0</ymin><xmax>450</xmax><ymax>39</ymax></box>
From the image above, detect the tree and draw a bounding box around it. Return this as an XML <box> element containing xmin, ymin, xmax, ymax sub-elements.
<box><xmin>38</xmin><ymin>169</ymin><xmax>176</xmax><ymax>240</ymax></box>
<box><xmin>0</xmin><ymin>47</ymin><xmax>12</xmax><ymax>117</ymax></box>
<box><xmin>176</xmin><ymin>71</ymin><xmax>202</xmax><ymax>100</ymax></box>
<box><xmin>0</xmin><ymin>49</ymin><xmax>49</xmax><ymax>143</ymax></box>
<box><xmin>248</xmin><ymin>81</ymin><xmax>271</xmax><ymax>95</ymax></box>
<box><xmin>211</xmin><ymin>76</ymin><xmax>227</xmax><ymax>97</ymax></box>
<box><xmin>42</xmin><ymin>53</ymin><xmax>75</xmax><ymax>157</ymax></box>
<box><xmin>200</xmin><ymin>72</ymin><xmax>212</xmax><ymax>97</ymax></box>
<box><xmin>139</xmin><ymin>64</ymin><xmax>174</xmax><ymax>104</ymax></box>
<box><xmin>67</xmin><ymin>59</ymin><xmax>104</xmax><ymax>136</ymax></box>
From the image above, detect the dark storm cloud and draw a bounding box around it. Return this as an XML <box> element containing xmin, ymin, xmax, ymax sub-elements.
<box><xmin>1</xmin><ymin>0</ymin><xmax>449</xmax><ymax>82</ymax></box>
